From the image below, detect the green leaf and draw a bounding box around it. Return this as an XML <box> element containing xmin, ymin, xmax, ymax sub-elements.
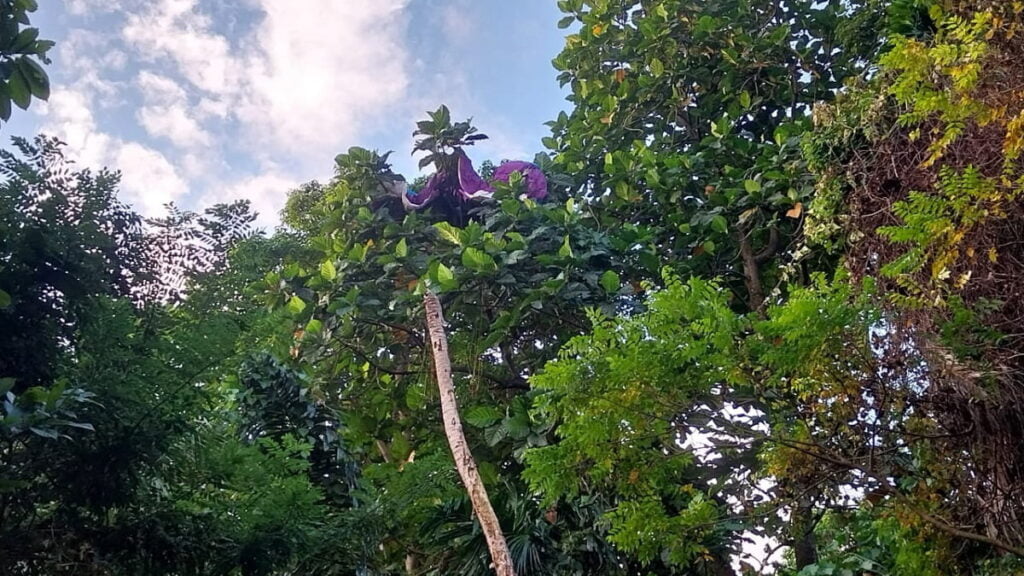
<box><xmin>287</xmin><ymin>295</ymin><xmax>307</xmax><ymax>316</ymax></box>
<box><xmin>462</xmin><ymin>246</ymin><xmax>497</xmax><ymax>273</ymax></box>
<box><xmin>465</xmin><ymin>405</ymin><xmax>503</xmax><ymax>428</ymax></box>
<box><xmin>305</xmin><ymin>318</ymin><xmax>323</xmax><ymax>334</ymax></box>
<box><xmin>649</xmin><ymin>57</ymin><xmax>665</xmax><ymax>78</ymax></box>
<box><xmin>739</xmin><ymin>91</ymin><xmax>751</xmax><ymax>109</ymax></box>
<box><xmin>8</xmin><ymin>65</ymin><xmax>31</xmax><ymax>110</ymax></box>
<box><xmin>0</xmin><ymin>93</ymin><xmax>11</xmax><ymax>122</ymax></box>
<box><xmin>434</xmin><ymin>222</ymin><xmax>463</xmax><ymax>245</ymax></box>
<box><xmin>347</xmin><ymin>243</ymin><xmax>367</xmax><ymax>262</ymax></box>
<box><xmin>19</xmin><ymin>57</ymin><xmax>49</xmax><ymax>100</ymax></box>
<box><xmin>320</xmin><ymin>260</ymin><xmax>337</xmax><ymax>281</ymax></box>
<box><xmin>405</xmin><ymin>385</ymin><xmax>426</xmax><ymax>411</ymax></box>
<box><xmin>10</xmin><ymin>28</ymin><xmax>39</xmax><ymax>52</ymax></box>
<box><xmin>503</xmin><ymin>410</ymin><xmax>531</xmax><ymax>439</ymax></box>
<box><xmin>436</xmin><ymin>262</ymin><xmax>458</xmax><ymax>291</ymax></box>
<box><xmin>600</xmin><ymin>270</ymin><xmax>621</xmax><ymax>293</ymax></box>
<box><xmin>710</xmin><ymin>214</ymin><xmax>728</xmax><ymax>234</ymax></box>
<box><xmin>484</xmin><ymin>423</ymin><xmax>509</xmax><ymax>446</ymax></box>
<box><xmin>0</xmin><ymin>289</ymin><xmax>10</xmax><ymax>308</ymax></box>
<box><xmin>743</xmin><ymin>179</ymin><xmax>762</xmax><ymax>194</ymax></box>
<box><xmin>395</xmin><ymin>237</ymin><xmax>408</xmax><ymax>258</ymax></box>
<box><xmin>558</xmin><ymin>236</ymin><xmax>574</xmax><ymax>258</ymax></box>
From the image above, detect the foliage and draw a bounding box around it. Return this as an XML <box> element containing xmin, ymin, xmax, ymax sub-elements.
<box><xmin>0</xmin><ymin>136</ymin><xmax>149</xmax><ymax>391</ymax></box>
<box><xmin>146</xmin><ymin>200</ymin><xmax>258</xmax><ymax>301</ymax></box>
<box><xmin>236</xmin><ymin>353</ymin><xmax>360</xmax><ymax>502</ymax></box>
<box><xmin>525</xmin><ymin>275</ymin><xmax>750</xmax><ymax>571</ymax></box>
<box><xmin>263</xmin><ymin>109</ymin><xmax>636</xmax><ymax>572</ymax></box>
<box><xmin>546</xmin><ymin>0</ymin><xmax>879</xmax><ymax>310</ymax></box>
<box><xmin>524</xmin><ymin>6</ymin><xmax>1024</xmax><ymax>568</ymax></box>
<box><xmin>6</xmin><ymin>0</ymin><xmax>1024</xmax><ymax>573</ymax></box>
<box><xmin>0</xmin><ymin>136</ymin><xmax>354</xmax><ymax>575</ymax></box>
<box><xmin>0</xmin><ymin>0</ymin><xmax>52</xmax><ymax>124</ymax></box>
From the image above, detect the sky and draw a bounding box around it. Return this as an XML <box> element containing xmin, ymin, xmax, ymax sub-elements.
<box><xmin>4</xmin><ymin>0</ymin><xmax>571</xmax><ymax>228</ymax></box>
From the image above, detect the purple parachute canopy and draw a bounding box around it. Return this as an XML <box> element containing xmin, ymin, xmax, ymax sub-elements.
<box><xmin>401</xmin><ymin>150</ymin><xmax>548</xmax><ymax>212</ymax></box>
<box><xmin>493</xmin><ymin>161</ymin><xmax>548</xmax><ymax>200</ymax></box>
<box><xmin>402</xmin><ymin>172</ymin><xmax>441</xmax><ymax>211</ymax></box>
<box><xmin>456</xmin><ymin>149</ymin><xmax>494</xmax><ymax>200</ymax></box>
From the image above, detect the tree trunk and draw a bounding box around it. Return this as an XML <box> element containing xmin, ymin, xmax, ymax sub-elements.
<box><xmin>423</xmin><ymin>291</ymin><xmax>517</xmax><ymax>576</ymax></box>
<box><xmin>791</xmin><ymin>496</ymin><xmax>819</xmax><ymax>570</ymax></box>
<box><xmin>737</xmin><ymin>228</ymin><xmax>765</xmax><ymax>313</ymax></box>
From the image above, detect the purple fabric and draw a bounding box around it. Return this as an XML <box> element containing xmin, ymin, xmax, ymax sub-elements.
<box><xmin>493</xmin><ymin>161</ymin><xmax>548</xmax><ymax>200</ymax></box>
<box><xmin>456</xmin><ymin>149</ymin><xmax>494</xmax><ymax>200</ymax></box>
<box><xmin>401</xmin><ymin>151</ymin><xmax>548</xmax><ymax>212</ymax></box>
<box><xmin>402</xmin><ymin>172</ymin><xmax>442</xmax><ymax>211</ymax></box>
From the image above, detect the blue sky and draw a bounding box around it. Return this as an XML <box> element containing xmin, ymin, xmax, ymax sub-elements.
<box><xmin>5</xmin><ymin>1</ymin><xmax>571</xmax><ymax>227</ymax></box>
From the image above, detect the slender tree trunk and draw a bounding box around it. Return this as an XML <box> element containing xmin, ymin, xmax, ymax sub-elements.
<box><xmin>737</xmin><ymin>229</ymin><xmax>765</xmax><ymax>313</ymax></box>
<box><xmin>791</xmin><ymin>497</ymin><xmax>819</xmax><ymax>570</ymax></box>
<box><xmin>423</xmin><ymin>291</ymin><xmax>517</xmax><ymax>576</ymax></box>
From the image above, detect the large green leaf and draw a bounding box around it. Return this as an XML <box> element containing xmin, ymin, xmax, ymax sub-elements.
<box><xmin>600</xmin><ymin>270</ymin><xmax>620</xmax><ymax>293</ymax></box>
<box><xmin>461</xmin><ymin>246</ymin><xmax>497</xmax><ymax>274</ymax></box>
<box><xmin>465</xmin><ymin>405</ymin><xmax>503</xmax><ymax>428</ymax></box>
<box><xmin>7</xmin><ymin>65</ymin><xmax>31</xmax><ymax>110</ymax></box>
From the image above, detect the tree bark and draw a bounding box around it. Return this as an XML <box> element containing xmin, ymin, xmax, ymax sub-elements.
<box><xmin>737</xmin><ymin>228</ymin><xmax>765</xmax><ymax>313</ymax></box>
<box><xmin>791</xmin><ymin>496</ymin><xmax>819</xmax><ymax>570</ymax></box>
<box><xmin>423</xmin><ymin>291</ymin><xmax>517</xmax><ymax>576</ymax></box>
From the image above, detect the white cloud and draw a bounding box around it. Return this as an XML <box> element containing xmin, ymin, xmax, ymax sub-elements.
<box><xmin>59</xmin><ymin>29</ymin><xmax>128</xmax><ymax>72</ymax></box>
<box><xmin>41</xmin><ymin>0</ymin><xmax>429</xmax><ymax>227</ymax></box>
<box><xmin>65</xmin><ymin>0</ymin><xmax>123</xmax><ymax>16</ymax></box>
<box><xmin>137</xmin><ymin>105</ymin><xmax>211</xmax><ymax>149</ymax></box>
<box><xmin>121</xmin><ymin>0</ymin><xmax>409</xmax><ymax>161</ymax></box>
<box><xmin>440</xmin><ymin>0</ymin><xmax>474</xmax><ymax>45</ymax></box>
<box><xmin>122</xmin><ymin>0</ymin><xmax>238</xmax><ymax>95</ymax></box>
<box><xmin>237</xmin><ymin>0</ymin><xmax>409</xmax><ymax>155</ymax></box>
<box><xmin>136</xmin><ymin>71</ymin><xmax>187</xmax><ymax>105</ymax></box>
<box><xmin>41</xmin><ymin>87</ymin><xmax>189</xmax><ymax>218</ymax></box>
<box><xmin>43</xmin><ymin>89</ymin><xmax>113</xmax><ymax>169</ymax></box>
<box><xmin>203</xmin><ymin>172</ymin><xmax>299</xmax><ymax>229</ymax></box>
<box><xmin>113</xmin><ymin>142</ymin><xmax>190</xmax><ymax>215</ymax></box>
<box><xmin>136</xmin><ymin>71</ymin><xmax>211</xmax><ymax>148</ymax></box>
<box><xmin>105</xmin><ymin>0</ymin><xmax>412</xmax><ymax>221</ymax></box>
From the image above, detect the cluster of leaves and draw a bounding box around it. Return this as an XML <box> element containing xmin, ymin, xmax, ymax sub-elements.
<box><xmin>145</xmin><ymin>200</ymin><xmax>258</xmax><ymax>301</ymax></box>
<box><xmin>0</xmin><ymin>0</ymin><xmax>52</xmax><ymax>124</ymax></box>
<box><xmin>525</xmin><ymin>274</ymin><xmax>748</xmax><ymax>570</ymax></box>
<box><xmin>545</xmin><ymin>0</ymin><xmax>878</xmax><ymax>309</ymax></box>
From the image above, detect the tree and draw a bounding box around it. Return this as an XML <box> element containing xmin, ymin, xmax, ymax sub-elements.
<box><xmin>546</xmin><ymin>0</ymin><xmax>875</xmax><ymax>310</ymax></box>
<box><xmin>0</xmin><ymin>136</ymin><xmax>149</xmax><ymax>392</ymax></box>
<box><xmin>266</xmin><ymin>109</ymin><xmax>638</xmax><ymax>574</ymax></box>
